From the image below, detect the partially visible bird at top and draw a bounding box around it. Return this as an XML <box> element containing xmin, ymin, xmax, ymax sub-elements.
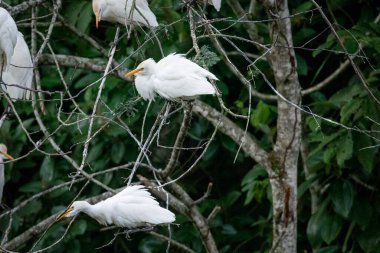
<box><xmin>126</xmin><ymin>53</ymin><xmax>217</xmax><ymax>101</ymax></box>
<box><xmin>2</xmin><ymin>32</ymin><xmax>33</xmax><ymax>100</ymax></box>
<box><xmin>92</xmin><ymin>0</ymin><xmax>158</xmax><ymax>29</ymax></box>
<box><xmin>208</xmin><ymin>0</ymin><xmax>221</xmax><ymax>12</ymax></box>
<box><xmin>0</xmin><ymin>143</ymin><xmax>15</xmax><ymax>205</ymax></box>
<box><xmin>56</xmin><ymin>185</ymin><xmax>175</xmax><ymax>229</ymax></box>
<box><xmin>0</xmin><ymin>7</ymin><xmax>18</xmax><ymax>72</ymax></box>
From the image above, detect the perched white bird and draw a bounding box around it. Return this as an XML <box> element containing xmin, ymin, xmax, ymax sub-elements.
<box><xmin>92</xmin><ymin>0</ymin><xmax>158</xmax><ymax>28</ymax></box>
<box><xmin>208</xmin><ymin>0</ymin><xmax>221</xmax><ymax>12</ymax></box>
<box><xmin>57</xmin><ymin>185</ymin><xmax>175</xmax><ymax>228</ymax></box>
<box><xmin>0</xmin><ymin>144</ymin><xmax>15</xmax><ymax>204</ymax></box>
<box><xmin>0</xmin><ymin>7</ymin><xmax>18</xmax><ymax>72</ymax></box>
<box><xmin>126</xmin><ymin>53</ymin><xmax>217</xmax><ymax>101</ymax></box>
<box><xmin>2</xmin><ymin>32</ymin><xmax>33</xmax><ymax>100</ymax></box>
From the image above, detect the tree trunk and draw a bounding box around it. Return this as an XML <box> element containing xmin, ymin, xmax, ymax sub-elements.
<box><xmin>262</xmin><ymin>0</ymin><xmax>302</xmax><ymax>252</ymax></box>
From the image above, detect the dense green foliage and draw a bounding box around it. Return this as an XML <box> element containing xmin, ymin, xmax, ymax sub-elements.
<box><xmin>1</xmin><ymin>0</ymin><xmax>380</xmax><ymax>252</ymax></box>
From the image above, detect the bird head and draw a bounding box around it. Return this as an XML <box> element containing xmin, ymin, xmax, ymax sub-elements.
<box><xmin>126</xmin><ymin>58</ymin><xmax>156</xmax><ymax>77</ymax></box>
<box><xmin>56</xmin><ymin>201</ymin><xmax>89</xmax><ymax>221</ymax></box>
<box><xmin>92</xmin><ymin>0</ymin><xmax>106</xmax><ymax>29</ymax></box>
<box><xmin>0</xmin><ymin>144</ymin><xmax>15</xmax><ymax>161</ymax></box>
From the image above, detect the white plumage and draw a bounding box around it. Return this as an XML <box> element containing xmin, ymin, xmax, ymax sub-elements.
<box><xmin>208</xmin><ymin>0</ymin><xmax>221</xmax><ymax>12</ymax></box>
<box><xmin>0</xmin><ymin>144</ymin><xmax>15</xmax><ymax>204</ymax></box>
<box><xmin>57</xmin><ymin>185</ymin><xmax>175</xmax><ymax>228</ymax></box>
<box><xmin>2</xmin><ymin>32</ymin><xmax>33</xmax><ymax>100</ymax></box>
<box><xmin>126</xmin><ymin>53</ymin><xmax>217</xmax><ymax>101</ymax></box>
<box><xmin>0</xmin><ymin>7</ymin><xmax>18</xmax><ymax>72</ymax></box>
<box><xmin>92</xmin><ymin>0</ymin><xmax>158</xmax><ymax>28</ymax></box>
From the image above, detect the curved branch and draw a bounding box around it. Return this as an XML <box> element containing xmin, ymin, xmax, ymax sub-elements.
<box><xmin>193</xmin><ymin>100</ymin><xmax>271</xmax><ymax>169</ymax></box>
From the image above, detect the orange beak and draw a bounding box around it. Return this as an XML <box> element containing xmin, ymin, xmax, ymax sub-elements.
<box><xmin>0</xmin><ymin>151</ymin><xmax>15</xmax><ymax>160</ymax></box>
<box><xmin>56</xmin><ymin>207</ymin><xmax>74</xmax><ymax>221</ymax></box>
<box><xmin>126</xmin><ymin>68</ymin><xmax>143</xmax><ymax>77</ymax></box>
<box><xmin>95</xmin><ymin>13</ymin><xmax>100</xmax><ymax>29</ymax></box>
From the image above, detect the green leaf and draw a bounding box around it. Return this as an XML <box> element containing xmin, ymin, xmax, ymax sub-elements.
<box><xmin>221</xmin><ymin>224</ymin><xmax>237</xmax><ymax>235</ymax></box>
<box><xmin>251</xmin><ymin>101</ymin><xmax>271</xmax><ymax>127</ymax></box>
<box><xmin>71</xmin><ymin>220</ymin><xmax>87</xmax><ymax>236</ymax></box>
<box><xmin>307</xmin><ymin>211</ymin><xmax>324</xmax><ymax>247</ymax></box>
<box><xmin>241</xmin><ymin>165</ymin><xmax>267</xmax><ymax>186</ymax></box>
<box><xmin>87</xmin><ymin>143</ymin><xmax>104</xmax><ymax>163</ymax></box>
<box><xmin>331</xmin><ymin>180</ymin><xmax>354</xmax><ymax>217</ymax></box>
<box><xmin>298</xmin><ymin>174</ymin><xmax>318</xmax><ymax>199</ymax></box>
<box><xmin>315</xmin><ymin>246</ymin><xmax>339</xmax><ymax>253</ymax></box>
<box><xmin>197</xmin><ymin>45</ymin><xmax>220</xmax><ymax>68</ymax></box>
<box><xmin>307</xmin><ymin>199</ymin><xmax>330</xmax><ymax>247</ymax></box>
<box><xmin>340</xmin><ymin>99</ymin><xmax>362</xmax><ymax>124</ymax></box>
<box><xmin>354</xmin><ymin>133</ymin><xmax>377</xmax><ymax>174</ymax></box>
<box><xmin>350</xmin><ymin>197</ymin><xmax>372</xmax><ymax>229</ymax></box>
<box><xmin>320</xmin><ymin>212</ymin><xmax>342</xmax><ymax>244</ymax></box>
<box><xmin>336</xmin><ymin>132</ymin><xmax>353</xmax><ymax>167</ymax></box>
<box><xmin>111</xmin><ymin>142</ymin><xmax>125</xmax><ymax>163</ymax></box>
<box><xmin>19</xmin><ymin>181</ymin><xmax>41</xmax><ymax>193</ymax></box>
<box><xmin>296</xmin><ymin>54</ymin><xmax>308</xmax><ymax>76</ymax></box>
<box><xmin>39</xmin><ymin>156</ymin><xmax>54</xmax><ymax>182</ymax></box>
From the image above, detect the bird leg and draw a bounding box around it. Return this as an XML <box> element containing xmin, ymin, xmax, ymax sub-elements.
<box><xmin>165</xmin><ymin>102</ymin><xmax>184</xmax><ymax>118</ymax></box>
<box><xmin>122</xmin><ymin>226</ymin><xmax>154</xmax><ymax>240</ymax></box>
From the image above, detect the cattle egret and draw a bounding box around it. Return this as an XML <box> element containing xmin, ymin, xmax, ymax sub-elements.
<box><xmin>57</xmin><ymin>185</ymin><xmax>175</xmax><ymax>228</ymax></box>
<box><xmin>0</xmin><ymin>7</ymin><xmax>18</xmax><ymax>72</ymax></box>
<box><xmin>208</xmin><ymin>0</ymin><xmax>221</xmax><ymax>12</ymax></box>
<box><xmin>0</xmin><ymin>144</ymin><xmax>15</xmax><ymax>204</ymax></box>
<box><xmin>2</xmin><ymin>32</ymin><xmax>33</xmax><ymax>100</ymax></box>
<box><xmin>126</xmin><ymin>53</ymin><xmax>217</xmax><ymax>101</ymax></box>
<box><xmin>92</xmin><ymin>0</ymin><xmax>158</xmax><ymax>28</ymax></box>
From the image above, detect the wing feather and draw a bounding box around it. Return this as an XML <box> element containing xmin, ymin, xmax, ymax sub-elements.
<box><xmin>153</xmin><ymin>54</ymin><xmax>217</xmax><ymax>99</ymax></box>
<box><xmin>93</xmin><ymin>185</ymin><xmax>175</xmax><ymax>228</ymax></box>
<box><xmin>6</xmin><ymin>32</ymin><xmax>33</xmax><ymax>100</ymax></box>
<box><xmin>0</xmin><ymin>8</ymin><xmax>18</xmax><ymax>71</ymax></box>
<box><xmin>105</xmin><ymin>0</ymin><xmax>158</xmax><ymax>27</ymax></box>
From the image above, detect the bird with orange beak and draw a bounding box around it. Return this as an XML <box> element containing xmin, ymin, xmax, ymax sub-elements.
<box><xmin>0</xmin><ymin>143</ymin><xmax>15</xmax><ymax>204</ymax></box>
<box><xmin>126</xmin><ymin>53</ymin><xmax>217</xmax><ymax>101</ymax></box>
<box><xmin>56</xmin><ymin>185</ymin><xmax>175</xmax><ymax>229</ymax></box>
<box><xmin>92</xmin><ymin>0</ymin><xmax>158</xmax><ymax>29</ymax></box>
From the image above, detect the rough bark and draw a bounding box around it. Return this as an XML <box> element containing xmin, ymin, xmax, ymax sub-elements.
<box><xmin>262</xmin><ymin>0</ymin><xmax>302</xmax><ymax>252</ymax></box>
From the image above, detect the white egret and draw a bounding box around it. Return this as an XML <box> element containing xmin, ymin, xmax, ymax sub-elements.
<box><xmin>92</xmin><ymin>0</ymin><xmax>158</xmax><ymax>29</ymax></box>
<box><xmin>208</xmin><ymin>0</ymin><xmax>221</xmax><ymax>12</ymax></box>
<box><xmin>0</xmin><ymin>7</ymin><xmax>18</xmax><ymax>72</ymax></box>
<box><xmin>57</xmin><ymin>185</ymin><xmax>175</xmax><ymax>228</ymax></box>
<box><xmin>126</xmin><ymin>53</ymin><xmax>217</xmax><ymax>101</ymax></box>
<box><xmin>2</xmin><ymin>32</ymin><xmax>33</xmax><ymax>100</ymax></box>
<box><xmin>0</xmin><ymin>144</ymin><xmax>15</xmax><ymax>204</ymax></box>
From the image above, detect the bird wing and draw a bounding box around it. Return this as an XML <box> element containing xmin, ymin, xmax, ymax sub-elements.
<box><xmin>153</xmin><ymin>54</ymin><xmax>217</xmax><ymax>99</ymax></box>
<box><xmin>209</xmin><ymin>0</ymin><xmax>221</xmax><ymax>11</ymax></box>
<box><xmin>0</xmin><ymin>8</ymin><xmax>18</xmax><ymax>71</ymax></box>
<box><xmin>7</xmin><ymin>32</ymin><xmax>33</xmax><ymax>100</ymax></box>
<box><xmin>111</xmin><ymin>202</ymin><xmax>175</xmax><ymax>228</ymax></box>
<box><xmin>109</xmin><ymin>185</ymin><xmax>154</xmax><ymax>199</ymax></box>
<box><xmin>106</xmin><ymin>0</ymin><xmax>158</xmax><ymax>27</ymax></box>
<box><xmin>1</xmin><ymin>71</ymin><xmax>21</xmax><ymax>100</ymax></box>
<box><xmin>134</xmin><ymin>0</ymin><xmax>158</xmax><ymax>27</ymax></box>
<box><xmin>94</xmin><ymin>186</ymin><xmax>175</xmax><ymax>227</ymax></box>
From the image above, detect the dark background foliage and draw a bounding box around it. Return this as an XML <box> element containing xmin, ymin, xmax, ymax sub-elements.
<box><xmin>1</xmin><ymin>0</ymin><xmax>380</xmax><ymax>252</ymax></box>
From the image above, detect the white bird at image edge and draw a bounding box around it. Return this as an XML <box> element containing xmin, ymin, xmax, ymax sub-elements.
<box><xmin>0</xmin><ymin>144</ymin><xmax>15</xmax><ymax>204</ymax></box>
<box><xmin>57</xmin><ymin>185</ymin><xmax>175</xmax><ymax>228</ymax></box>
<box><xmin>2</xmin><ymin>32</ymin><xmax>33</xmax><ymax>100</ymax></box>
<box><xmin>92</xmin><ymin>0</ymin><xmax>158</xmax><ymax>28</ymax></box>
<box><xmin>126</xmin><ymin>53</ymin><xmax>217</xmax><ymax>101</ymax></box>
<box><xmin>0</xmin><ymin>7</ymin><xmax>18</xmax><ymax>72</ymax></box>
<box><xmin>208</xmin><ymin>0</ymin><xmax>221</xmax><ymax>12</ymax></box>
